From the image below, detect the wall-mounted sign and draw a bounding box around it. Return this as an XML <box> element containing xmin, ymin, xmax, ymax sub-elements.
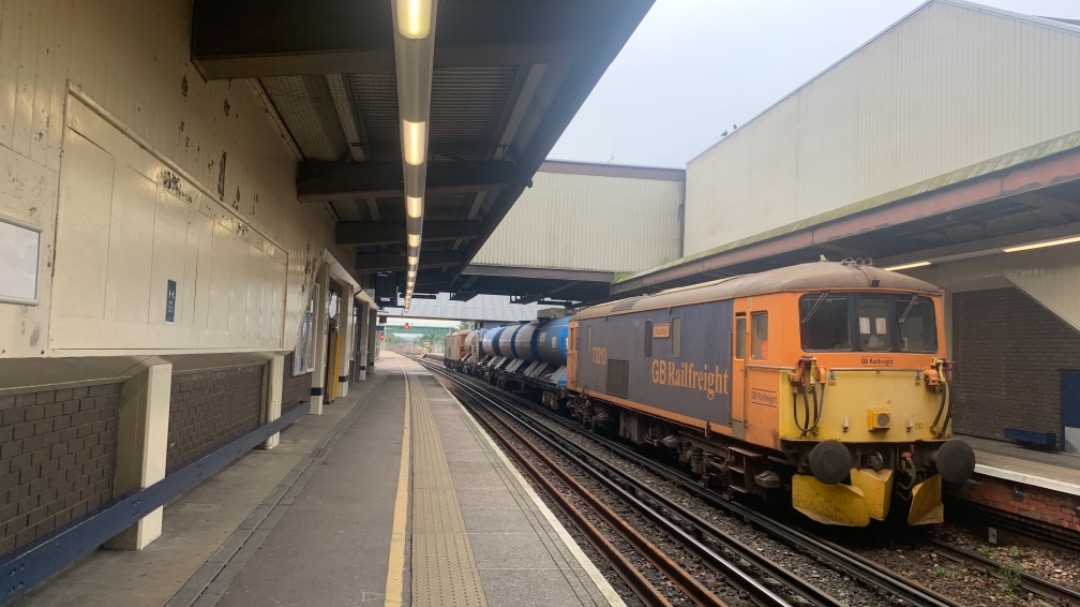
<box><xmin>0</xmin><ymin>216</ymin><xmax>40</xmax><ymax>305</ymax></box>
<box><xmin>165</xmin><ymin>279</ymin><xmax>177</xmax><ymax>324</ymax></box>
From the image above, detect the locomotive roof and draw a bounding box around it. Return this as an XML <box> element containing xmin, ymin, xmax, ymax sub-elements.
<box><xmin>575</xmin><ymin>262</ymin><xmax>940</xmax><ymax>320</ymax></box>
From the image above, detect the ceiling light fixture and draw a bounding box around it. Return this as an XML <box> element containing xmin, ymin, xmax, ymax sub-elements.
<box><xmin>1002</xmin><ymin>235</ymin><xmax>1080</xmax><ymax>253</ymax></box>
<box><xmin>392</xmin><ymin>0</ymin><xmax>437</xmax><ymax>284</ymax></box>
<box><xmin>406</xmin><ymin>196</ymin><xmax>423</xmax><ymax>219</ymax></box>
<box><xmin>882</xmin><ymin>261</ymin><xmax>931</xmax><ymax>271</ymax></box>
<box><xmin>395</xmin><ymin>0</ymin><xmax>432</xmax><ymax>39</ymax></box>
<box><xmin>401</xmin><ymin>120</ymin><xmax>427</xmax><ymax>166</ymax></box>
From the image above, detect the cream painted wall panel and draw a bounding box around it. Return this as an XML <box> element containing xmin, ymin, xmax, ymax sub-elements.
<box><xmin>685</xmin><ymin>2</ymin><xmax>1080</xmax><ymax>256</ymax></box>
<box><xmin>472</xmin><ymin>171</ymin><xmax>683</xmax><ymax>272</ymax></box>
<box><xmin>149</xmin><ymin>185</ymin><xmax>188</xmax><ymax>327</ymax></box>
<box><xmin>52</xmin><ymin>129</ymin><xmax>113</xmax><ymax>321</ymax></box>
<box><xmin>189</xmin><ymin>211</ymin><xmax>214</xmax><ymax>331</ymax></box>
<box><xmin>103</xmin><ymin>166</ymin><xmax>155</xmax><ymax>325</ymax></box>
<box><xmin>0</xmin><ymin>0</ymin><xmax>349</xmax><ymax>359</ymax></box>
<box><xmin>206</xmin><ymin>223</ymin><xmax>234</xmax><ymax>333</ymax></box>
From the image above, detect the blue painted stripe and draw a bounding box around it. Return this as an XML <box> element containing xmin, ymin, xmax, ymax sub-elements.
<box><xmin>530</xmin><ymin>324</ymin><xmax>543</xmax><ymax>361</ymax></box>
<box><xmin>0</xmin><ymin>402</ymin><xmax>310</xmax><ymax>605</ymax></box>
<box><xmin>508</xmin><ymin>325</ymin><xmax>524</xmax><ymax>359</ymax></box>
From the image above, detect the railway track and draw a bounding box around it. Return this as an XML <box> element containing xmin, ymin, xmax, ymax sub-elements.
<box><xmin>928</xmin><ymin>539</ymin><xmax>1080</xmax><ymax>607</ymax></box>
<box><xmin>418</xmin><ymin>358</ymin><xmax>970</xmax><ymax>607</ymax></box>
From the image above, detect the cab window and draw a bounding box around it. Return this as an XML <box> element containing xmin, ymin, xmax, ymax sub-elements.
<box><xmin>672</xmin><ymin>318</ymin><xmax>681</xmax><ymax>357</ymax></box>
<box><xmin>751</xmin><ymin>312</ymin><xmax>768</xmax><ymax>359</ymax></box>
<box><xmin>856</xmin><ymin>297</ymin><xmax>890</xmax><ymax>351</ymax></box>
<box><xmin>644</xmin><ymin>320</ymin><xmax>653</xmax><ymax>357</ymax></box>
<box><xmin>799</xmin><ymin>294</ymin><xmax>851</xmax><ymax>351</ymax></box>
<box><xmin>896</xmin><ymin>295</ymin><xmax>937</xmax><ymax>353</ymax></box>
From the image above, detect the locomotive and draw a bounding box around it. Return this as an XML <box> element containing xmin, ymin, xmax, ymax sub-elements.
<box><xmin>443</xmin><ymin>261</ymin><xmax>975</xmax><ymax>526</ymax></box>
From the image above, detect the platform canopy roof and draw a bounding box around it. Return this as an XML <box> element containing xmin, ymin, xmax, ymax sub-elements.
<box><xmin>612</xmin><ymin>0</ymin><xmax>1080</xmax><ymax>298</ymax></box>
<box><xmin>190</xmin><ymin>0</ymin><xmax>652</xmax><ymax>304</ymax></box>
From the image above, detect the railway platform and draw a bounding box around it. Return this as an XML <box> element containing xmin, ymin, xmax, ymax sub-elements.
<box><xmin>952</xmin><ymin>435</ymin><xmax>1080</xmax><ymax>538</ymax></box>
<box><xmin>14</xmin><ymin>353</ymin><xmax>621</xmax><ymax>607</ymax></box>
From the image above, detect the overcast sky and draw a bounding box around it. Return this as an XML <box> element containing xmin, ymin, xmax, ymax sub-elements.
<box><xmin>548</xmin><ymin>0</ymin><xmax>1080</xmax><ymax>168</ymax></box>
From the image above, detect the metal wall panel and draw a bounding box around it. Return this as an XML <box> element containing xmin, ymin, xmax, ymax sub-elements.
<box><xmin>472</xmin><ymin>169</ymin><xmax>684</xmax><ymax>273</ymax></box>
<box><xmin>0</xmin><ymin>0</ymin><xmax>343</xmax><ymax>359</ymax></box>
<box><xmin>685</xmin><ymin>1</ymin><xmax>1080</xmax><ymax>256</ymax></box>
<box><xmin>379</xmin><ymin>293</ymin><xmax>563</xmax><ymax>323</ymax></box>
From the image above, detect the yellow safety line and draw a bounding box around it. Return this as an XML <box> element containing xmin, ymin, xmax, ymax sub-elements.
<box><xmin>384</xmin><ymin>359</ymin><xmax>411</xmax><ymax>607</ymax></box>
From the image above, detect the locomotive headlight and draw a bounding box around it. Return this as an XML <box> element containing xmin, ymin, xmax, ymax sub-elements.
<box><xmin>867</xmin><ymin>409</ymin><xmax>891</xmax><ymax>431</ymax></box>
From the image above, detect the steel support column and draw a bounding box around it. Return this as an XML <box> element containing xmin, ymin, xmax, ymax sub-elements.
<box><xmin>105</xmin><ymin>362</ymin><xmax>172</xmax><ymax>550</ymax></box>
<box><xmin>310</xmin><ymin>262</ymin><xmax>330</xmax><ymax>415</ymax></box>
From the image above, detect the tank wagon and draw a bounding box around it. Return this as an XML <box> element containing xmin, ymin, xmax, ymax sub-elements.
<box><xmin>446</xmin><ymin>261</ymin><xmax>975</xmax><ymax>526</ymax></box>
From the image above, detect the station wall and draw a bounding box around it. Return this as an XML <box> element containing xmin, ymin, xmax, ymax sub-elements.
<box><xmin>0</xmin><ymin>383</ymin><xmax>120</xmax><ymax>554</ymax></box>
<box><xmin>0</xmin><ymin>0</ymin><xmax>350</xmax><ymax>367</ymax></box>
<box><xmin>472</xmin><ymin>164</ymin><xmax>684</xmax><ymax>273</ymax></box>
<box><xmin>165</xmin><ymin>365</ymin><xmax>265</xmax><ymax>472</ymax></box>
<box><xmin>281</xmin><ymin>353</ymin><xmax>312</xmax><ymax>414</ymax></box>
<box><xmin>951</xmin><ymin>287</ymin><xmax>1075</xmax><ymax>443</ymax></box>
<box><xmin>683</xmin><ymin>1</ymin><xmax>1080</xmax><ymax>257</ymax></box>
<box><xmin>907</xmin><ymin>243</ymin><xmax>1080</xmax><ymax>448</ymax></box>
<box><xmin>0</xmin><ymin>0</ymin><xmax>357</xmax><ymax>560</ymax></box>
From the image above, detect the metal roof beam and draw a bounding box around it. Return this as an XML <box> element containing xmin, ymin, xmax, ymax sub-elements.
<box><xmin>356</xmin><ymin>251</ymin><xmax>464</xmax><ymax>273</ymax></box>
<box><xmin>337</xmin><ymin>221</ymin><xmax>482</xmax><ymax>246</ymax></box>
<box><xmin>298</xmin><ymin>161</ymin><xmax>517</xmax><ymax>203</ymax></box>
<box><xmin>191</xmin><ymin>0</ymin><xmax>589</xmax><ymax>80</ymax></box>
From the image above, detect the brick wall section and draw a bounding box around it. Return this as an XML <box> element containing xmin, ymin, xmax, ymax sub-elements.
<box><xmin>952</xmin><ymin>475</ymin><xmax>1080</xmax><ymax>533</ymax></box>
<box><xmin>952</xmin><ymin>287</ymin><xmax>1080</xmax><ymax>442</ymax></box>
<box><xmin>0</xmin><ymin>384</ymin><xmax>120</xmax><ymax>555</ymax></box>
<box><xmin>282</xmin><ymin>353</ymin><xmax>311</xmax><ymax>414</ymax></box>
<box><xmin>166</xmin><ymin>365</ymin><xmax>265</xmax><ymax>472</ymax></box>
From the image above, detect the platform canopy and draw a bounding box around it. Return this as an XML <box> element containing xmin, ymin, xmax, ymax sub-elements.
<box><xmin>191</xmin><ymin>0</ymin><xmax>653</xmax><ymax>303</ymax></box>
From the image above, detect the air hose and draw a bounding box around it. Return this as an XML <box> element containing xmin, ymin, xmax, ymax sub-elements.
<box><xmin>795</xmin><ymin>361</ymin><xmax>825</xmax><ymax>435</ymax></box>
<box><xmin>930</xmin><ymin>360</ymin><xmax>951</xmax><ymax>437</ymax></box>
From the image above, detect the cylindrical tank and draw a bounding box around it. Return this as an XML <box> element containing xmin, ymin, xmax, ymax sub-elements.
<box><xmin>464</xmin><ymin>330</ymin><xmax>482</xmax><ymax>363</ymax></box>
<box><xmin>480</xmin><ymin>325</ymin><xmax>508</xmax><ymax>357</ymax></box>
<box><xmin>496</xmin><ymin>323</ymin><xmax>526</xmax><ymax>359</ymax></box>
<box><xmin>511</xmin><ymin>321</ymin><xmax>542</xmax><ymax>361</ymax></box>
<box><xmin>537</xmin><ymin>316</ymin><xmax>571</xmax><ymax>367</ymax></box>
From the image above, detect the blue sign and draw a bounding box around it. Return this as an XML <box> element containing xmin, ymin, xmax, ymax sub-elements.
<box><xmin>165</xmin><ymin>279</ymin><xmax>177</xmax><ymax>324</ymax></box>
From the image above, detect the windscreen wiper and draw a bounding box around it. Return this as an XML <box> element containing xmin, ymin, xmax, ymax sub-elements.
<box><xmin>801</xmin><ymin>292</ymin><xmax>829</xmax><ymax>324</ymax></box>
<box><xmin>898</xmin><ymin>294</ymin><xmax>918</xmax><ymax>325</ymax></box>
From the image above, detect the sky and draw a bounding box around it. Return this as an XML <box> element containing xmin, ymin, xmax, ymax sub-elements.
<box><xmin>548</xmin><ymin>0</ymin><xmax>1080</xmax><ymax>168</ymax></box>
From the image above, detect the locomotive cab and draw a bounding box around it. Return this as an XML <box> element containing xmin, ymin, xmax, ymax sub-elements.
<box><xmin>773</xmin><ymin>289</ymin><xmax>975</xmax><ymax>525</ymax></box>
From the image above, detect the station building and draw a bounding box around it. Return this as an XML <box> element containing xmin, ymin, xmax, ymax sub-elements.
<box><xmin>0</xmin><ymin>0</ymin><xmax>653</xmax><ymax>599</ymax></box>
<box><xmin>617</xmin><ymin>0</ymin><xmax>1080</xmax><ymax>455</ymax></box>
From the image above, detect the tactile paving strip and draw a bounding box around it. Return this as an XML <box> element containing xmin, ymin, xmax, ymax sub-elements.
<box><xmin>409</xmin><ymin>373</ymin><xmax>488</xmax><ymax>607</ymax></box>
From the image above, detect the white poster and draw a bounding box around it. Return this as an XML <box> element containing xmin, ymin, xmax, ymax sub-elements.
<box><xmin>0</xmin><ymin>217</ymin><xmax>40</xmax><ymax>305</ymax></box>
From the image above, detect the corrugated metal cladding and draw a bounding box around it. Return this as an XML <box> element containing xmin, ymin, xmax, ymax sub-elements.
<box><xmin>380</xmin><ymin>293</ymin><xmax>562</xmax><ymax>322</ymax></box>
<box><xmin>473</xmin><ymin>170</ymin><xmax>684</xmax><ymax>273</ymax></box>
<box><xmin>684</xmin><ymin>0</ymin><xmax>1080</xmax><ymax>257</ymax></box>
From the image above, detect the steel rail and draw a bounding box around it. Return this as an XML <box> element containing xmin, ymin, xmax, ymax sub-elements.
<box><xmin>425</xmin><ymin>359</ymin><xmax>966</xmax><ymax>607</ymax></box>
<box><xmin>423</xmin><ymin>360</ymin><xmax>802</xmax><ymax>607</ymax></box>
<box><xmin>447</xmin><ymin>380</ymin><xmax>729</xmax><ymax>607</ymax></box>
<box><xmin>929</xmin><ymin>538</ymin><xmax>1080</xmax><ymax>607</ymax></box>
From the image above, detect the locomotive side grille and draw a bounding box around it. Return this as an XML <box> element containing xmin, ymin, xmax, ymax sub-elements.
<box><xmin>607</xmin><ymin>359</ymin><xmax>630</xmax><ymax>398</ymax></box>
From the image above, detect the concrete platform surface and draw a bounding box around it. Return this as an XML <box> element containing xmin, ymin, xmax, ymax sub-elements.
<box><xmin>965</xmin><ymin>435</ymin><xmax>1080</xmax><ymax>496</ymax></box>
<box><xmin>15</xmin><ymin>353</ymin><xmax>622</xmax><ymax>607</ymax></box>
